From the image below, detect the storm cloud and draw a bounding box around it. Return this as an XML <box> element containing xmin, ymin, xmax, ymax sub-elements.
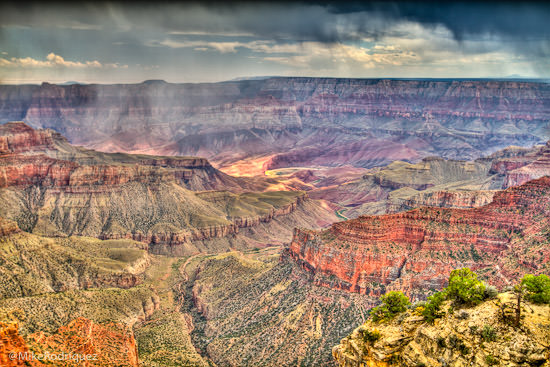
<box><xmin>1</xmin><ymin>1</ymin><xmax>549</xmax><ymax>83</ymax></box>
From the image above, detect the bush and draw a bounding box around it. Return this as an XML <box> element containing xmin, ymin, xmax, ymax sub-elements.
<box><xmin>446</xmin><ymin>268</ymin><xmax>486</xmax><ymax>306</ymax></box>
<box><xmin>484</xmin><ymin>284</ymin><xmax>498</xmax><ymax>299</ymax></box>
<box><xmin>481</xmin><ymin>325</ymin><xmax>497</xmax><ymax>342</ymax></box>
<box><xmin>457</xmin><ymin>310</ymin><xmax>469</xmax><ymax>320</ymax></box>
<box><xmin>360</xmin><ymin>328</ymin><xmax>381</xmax><ymax>344</ymax></box>
<box><xmin>485</xmin><ymin>354</ymin><xmax>499</xmax><ymax>365</ymax></box>
<box><xmin>421</xmin><ymin>291</ymin><xmax>446</xmax><ymax>323</ymax></box>
<box><xmin>447</xmin><ymin>334</ymin><xmax>459</xmax><ymax>348</ymax></box>
<box><xmin>370</xmin><ymin>291</ymin><xmax>410</xmax><ymax>322</ymax></box>
<box><xmin>521</xmin><ymin>274</ymin><xmax>550</xmax><ymax>304</ymax></box>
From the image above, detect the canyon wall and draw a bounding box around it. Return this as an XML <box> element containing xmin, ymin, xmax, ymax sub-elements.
<box><xmin>287</xmin><ymin>177</ymin><xmax>550</xmax><ymax>300</ymax></box>
<box><xmin>0</xmin><ymin>123</ymin><xmax>336</xmax><ymax>254</ymax></box>
<box><xmin>1</xmin><ymin>78</ymin><xmax>548</xmax><ymax>168</ymax></box>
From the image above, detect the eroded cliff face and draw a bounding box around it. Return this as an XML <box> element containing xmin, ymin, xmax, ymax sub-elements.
<box><xmin>184</xmin><ymin>251</ymin><xmax>373</xmax><ymax>367</ymax></box>
<box><xmin>0</xmin><ymin>122</ymin><xmax>228</xmax><ymax>191</ymax></box>
<box><xmin>288</xmin><ymin>177</ymin><xmax>550</xmax><ymax>300</ymax></box>
<box><xmin>392</xmin><ymin>190</ymin><xmax>497</xmax><ymax>212</ymax></box>
<box><xmin>0</xmin><ymin>122</ymin><xmax>336</xmax><ymax>254</ymax></box>
<box><xmin>490</xmin><ymin>142</ymin><xmax>550</xmax><ymax>188</ymax></box>
<box><xmin>1</xmin><ymin>78</ymin><xmax>548</xmax><ymax>169</ymax></box>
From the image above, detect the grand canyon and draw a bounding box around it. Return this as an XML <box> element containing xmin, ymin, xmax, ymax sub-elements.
<box><xmin>0</xmin><ymin>75</ymin><xmax>548</xmax><ymax>366</ymax></box>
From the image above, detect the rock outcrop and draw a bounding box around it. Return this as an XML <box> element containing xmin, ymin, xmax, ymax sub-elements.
<box><xmin>0</xmin><ymin>217</ymin><xmax>20</xmax><ymax>237</ymax></box>
<box><xmin>392</xmin><ymin>190</ymin><xmax>497</xmax><ymax>212</ymax></box>
<box><xmin>490</xmin><ymin>142</ymin><xmax>550</xmax><ymax>188</ymax></box>
<box><xmin>333</xmin><ymin>293</ymin><xmax>550</xmax><ymax>367</ymax></box>
<box><xmin>0</xmin><ymin>122</ymin><xmax>233</xmax><ymax>191</ymax></box>
<box><xmin>0</xmin><ymin>318</ymin><xmax>139</xmax><ymax>367</ymax></box>
<box><xmin>288</xmin><ymin>177</ymin><xmax>550</xmax><ymax>299</ymax></box>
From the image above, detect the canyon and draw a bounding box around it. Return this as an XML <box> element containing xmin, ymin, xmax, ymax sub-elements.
<box><xmin>288</xmin><ymin>177</ymin><xmax>550</xmax><ymax>300</ymax></box>
<box><xmin>0</xmin><ymin>77</ymin><xmax>549</xmax><ymax>367</ymax></box>
<box><xmin>179</xmin><ymin>177</ymin><xmax>550</xmax><ymax>366</ymax></box>
<box><xmin>0</xmin><ymin>78</ymin><xmax>548</xmax><ymax>172</ymax></box>
<box><xmin>0</xmin><ymin>122</ymin><xmax>336</xmax><ymax>255</ymax></box>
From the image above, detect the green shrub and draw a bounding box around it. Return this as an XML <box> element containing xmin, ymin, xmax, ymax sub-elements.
<box><xmin>484</xmin><ymin>284</ymin><xmax>498</xmax><ymax>299</ymax></box>
<box><xmin>421</xmin><ymin>291</ymin><xmax>446</xmax><ymax>323</ymax></box>
<box><xmin>521</xmin><ymin>274</ymin><xmax>550</xmax><ymax>304</ymax></box>
<box><xmin>481</xmin><ymin>325</ymin><xmax>497</xmax><ymax>342</ymax></box>
<box><xmin>370</xmin><ymin>291</ymin><xmax>410</xmax><ymax>322</ymax></box>
<box><xmin>485</xmin><ymin>354</ymin><xmax>499</xmax><ymax>365</ymax></box>
<box><xmin>360</xmin><ymin>328</ymin><xmax>381</xmax><ymax>344</ymax></box>
<box><xmin>446</xmin><ymin>268</ymin><xmax>486</xmax><ymax>306</ymax></box>
<box><xmin>448</xmin><ymin>334</ymin><xmax>459</xmax><ymax>348</ymax></box>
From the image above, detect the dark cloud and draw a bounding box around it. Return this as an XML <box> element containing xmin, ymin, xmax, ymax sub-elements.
<box><xmin>1</xmin><ymin>1</ymin><xmax>548</xmax><ymax>43</ymax></box>
<box><xmin>1</xmin><ymin>1</ymin><xmax>549</xmax><ymax>82</ymax></box>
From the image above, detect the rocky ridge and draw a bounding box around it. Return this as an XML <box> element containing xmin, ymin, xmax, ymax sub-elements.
<box><xmin>1</xmin><ymin>78</ymin><xmax>548</xmax><ymax>169</ymax></box>
<box><xmin>0</xmin><ymin>122</ymin><xmax>337</xmax><ymax>254</ymax></box>
<box><xmin>288</xmin><ymin>177</ymin><xmax>550</xmax><ymax>300</ymax></box>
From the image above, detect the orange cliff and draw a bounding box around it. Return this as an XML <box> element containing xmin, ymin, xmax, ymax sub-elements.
<box><xmin>285</xmin><ymin>176</ymin><xmax>550</xmax><ymax>300</ymax></box>
<box><xmin>0</xmin><ymin>318</ymin><xmax>138</xmax><ymax>367</ymax></box>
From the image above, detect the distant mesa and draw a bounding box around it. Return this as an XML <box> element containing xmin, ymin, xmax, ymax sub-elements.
<box><xmin>59</xmin><ymin>81</ymin><xmax>87</xmax><ymax>85</ymax></box>
<box><xmin>141</xmin><ymin>79</ymin><xmax>168</xmax><ymax>85</ymax></box>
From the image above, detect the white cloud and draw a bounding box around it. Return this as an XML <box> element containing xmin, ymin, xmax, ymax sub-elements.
<box><xmin>0</xmin><ymin>53</ymin><xmax>127</xmax><ymax>69</ymax></box>
<box><xmin>155</xmin><ymin>39</ymin><xmax>273</xmax><ymax>53</ymax></box>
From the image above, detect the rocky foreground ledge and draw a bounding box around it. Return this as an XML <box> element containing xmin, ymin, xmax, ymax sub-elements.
<box><xmin>332</xmin><ymin>293</ymin><xmax>549</xmax><ymax>366</ymax></box>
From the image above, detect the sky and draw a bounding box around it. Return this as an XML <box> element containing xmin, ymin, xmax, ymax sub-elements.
<box><xmin>1</xmin><ymin>1</ymin><xmax>549</xmax><ymax>84</ymax></box>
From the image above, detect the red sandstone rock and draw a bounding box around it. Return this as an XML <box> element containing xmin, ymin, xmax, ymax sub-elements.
<box><xmin>287</xmin><ymin>177</ymin><xmax>550</xmax><ymax>299</ymax></box>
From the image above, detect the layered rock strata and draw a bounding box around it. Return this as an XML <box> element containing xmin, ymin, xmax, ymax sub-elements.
<box><xmin>288</xmin><ymin>177</ymin><xmax>550</xmax><ymax>299</ymax></box>
<box><xmin>1</xmin><ymin>78</ymin><xmax>549</xmax><ymax>168</ymax></box>
<box><xmin>0</xmin><ymin>122</ymin><xmax>335</xmax><ymax>254</ymax></box>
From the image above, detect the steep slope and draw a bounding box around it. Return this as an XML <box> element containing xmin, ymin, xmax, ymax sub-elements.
<box><xmin>489</xmin><ymin>141</ymin><xmax>550</xmax><ymax>188</ymax></box>
<box><xmin>0</xmin><ymin>217</ymin><xmax>149</xmax><ymax>298</ymax></box>
<box><xmin>0</xmin><ymin>226</ymin><xmax>209</xmax><ymax>366</ymax></box>
<box><xmin>333</xmin><ymin>293</ymin><xmax>550</xmax><ymax>366</ymax></box>
<box><xmin>181</xmin><ymin>251</ymin><xmax>372</xmax><ymax>367</ymax></box>
<box><xmin>0</xmin><ymin>122</ymin><xmax>337</xmax><ymax>254</ymax></box>
<box><xmin>288</xmin><ymin>177</ymin><xmax>550</xmax><ymax>300</ymax></box>
<box><xmin>0</xmin><ymin>78</ymin><xmax>548</xmax><ymax>170</ymax></box>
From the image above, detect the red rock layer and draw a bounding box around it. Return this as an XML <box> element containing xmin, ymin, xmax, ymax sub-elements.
<box><xmin>0</xmin><ymin>122</ymin><xmax>59</xmax><ymax>154</ymax></box>
<box><xmin>286</xmin><ymin>177</ymin><xmax>550</xmax><ymax>298</ymax></box>
<box><xmin>1</xmin><ymin>318</ymin><xmax>139</xmax><ymax>367</ymax></box>
<box><xmin>0</xmin><ymin>122</ymin><xmax>216</xmax><ymax>189</ymax></box>
<box><xmin>0</xmin><ymin>322</ymin><xmax>41</xmax><ymax>367</ymax></box>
